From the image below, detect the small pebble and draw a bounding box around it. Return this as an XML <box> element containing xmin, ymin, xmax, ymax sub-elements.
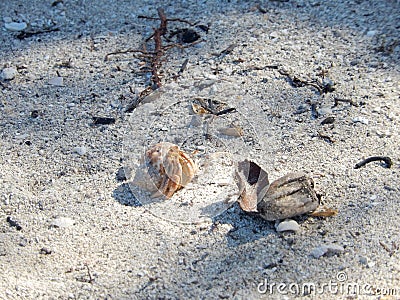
<box><xmin>352</xmin><ymin>116</ymin><xmax>369</xmax><ymax>125</ymax></box>
<box><xmin>0</xmin><ymin>247</ymin><xmax>7</xmax><ymax>256</ymax></box>
<box><xmin>39</xmin><ymin>247</ymin><xmax>52</xmax><ymax>255</ymax></box>
<box><xmin>48</xmin><ymin>76</ymin><xmax>64</xmax><ymax>86</ymax></box>
<box><xmin>1</xmin><ymin>67</ymin><xmax>17</xmax><ymax>80</ymax></box>
<box><xmin>137</xmin><ymin>271</ymin><xmax>145</xmax><ymax>277</ymax></box>
<box><xmin>325</xmin><ymin>244</ymin><xmax>345</xmax><ymax>255</ymax></box>
<box><xmin>367</xmin><ymin>260</ymin><xmax>376</xmax><ymax>268</ymax></box>
<box><xmin>375</xmin><ymin>130</ymin><xmax>392</xmax><ymax>138</ymax></box>
<box><xmin>18</xmin><ymin>237</ymin><xmax>28</xmax><ymax>247</ymax></box>
<box><xmin>311</xmin><ymin>244</ymin><xmax>345</xmax><ymax>258</ymax></box>
<box><xmin>320</xmin><ymin>116</ymin><xmax>335</xmax><ymax>125</ymax></box>
<box><xmin>310</xmin><ymin>246</ymin><xmax>328</xmax><ymax>258</ymax></box>
<box><xmin>4</xmin><ymin>21</ymin><xmax>27</xmax><ymax>31</ymax></box>
<box><xmin>3</xmin><ymin>194</ymin><xmax>9</xmax><ymax>205</ymax></box>
<box><xmin>73</xmin><ymin>146</ymin><xmax>86</xmax><ymax>156</ymax></box>
<box><xmin>369</xmin><ymin>194</ymin><xmax>377</xmax><ymax>201</ymax></box>
<box><xmin>15</xmin><ymin>133</ymin><xmax>29</xmax><ymax>140</ymax></box>
<box><xmin>50</xmin><ymin>217</ymin><xmax>75</xmax><ymax>228</ymax></box>
<box><xmin>372</xmin><ymin>107</ymin><xmax>381</xmax><ymax>113</ymax></box>
<box><xmin>366</xmin><ymin>30</ymin><xmax>377</xmax><ymax>37</ymax></box>
<box><xmin>350</xmin><ymin>59</ymin><xmax>359</xmax><ymax>66</ymax></box>
<box><xmin>359</xmin><ymin>256</ymin><xmax>368</xmax><ymax>265</ymax></box>
<box><xmin>269</xmin><ymin>31</ymin><xmax>280</xmax><ymax>39</ymax></box>
<box><xmin>317</xmin><ymin>106</ymin><xmax>332</xmax><ymax>116</ymax></box>
<box><xmin>276</xmin><ymin>219</ymin><xmax>300</xmax><ymax>232</ymax></box>
<box><xmin>110</xmin><ymin>100</ymin><xmax>120</xmax><ymax>108</ymax></box>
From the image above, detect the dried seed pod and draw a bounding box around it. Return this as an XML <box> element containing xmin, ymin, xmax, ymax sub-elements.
<box><xmin>257</xmin><ymin>172</ymin><xmax>319</xmax><ymax>221</ymax></box>
<box><xmin>236</xmin><ymin>160</ymin><xmax>321</xmax><ymax>221</ymax></box>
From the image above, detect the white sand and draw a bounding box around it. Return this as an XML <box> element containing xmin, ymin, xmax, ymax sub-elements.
<box><xmin>1</xmin><ymin>0</ymin><xmax>399</xmax><ymax>299</ymax></box>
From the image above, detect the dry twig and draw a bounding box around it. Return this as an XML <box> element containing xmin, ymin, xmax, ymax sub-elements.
<box><xmin>105</xmin><ymin>8</ymin><xmax>202</xmax><ymax>111</ymax></box>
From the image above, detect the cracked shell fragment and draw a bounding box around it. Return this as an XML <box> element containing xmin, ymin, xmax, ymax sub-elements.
<box><xmin>235</xmin><ymin>159</ymin><xmax>269</xmax><ymax>212</ymax></box>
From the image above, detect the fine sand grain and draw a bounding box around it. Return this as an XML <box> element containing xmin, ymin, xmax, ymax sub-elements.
<box><xmin>1</xmin><ymin>1</ymin><xmax>399</xmax><ymax>299</ymax></box>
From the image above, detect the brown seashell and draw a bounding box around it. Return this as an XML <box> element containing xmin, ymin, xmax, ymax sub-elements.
<box><xmin>133</xmin><ymin>142</ymin><xmax>197</xmax><ymax>199</ymax></box>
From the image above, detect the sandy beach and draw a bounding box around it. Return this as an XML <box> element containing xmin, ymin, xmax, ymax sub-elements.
<box><xmin>1</xmin><ymin>0</ymin><xmax>399</xmax><ymax>299</ymax></box>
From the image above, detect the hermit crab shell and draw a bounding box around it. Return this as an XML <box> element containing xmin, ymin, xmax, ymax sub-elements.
<box><xmin>132</xmin><ymin>142</ymin><xmax>197</xmax><ymax>199</ymax></box>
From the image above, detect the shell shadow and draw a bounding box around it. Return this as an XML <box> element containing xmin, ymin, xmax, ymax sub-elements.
<box><xmin>210</xmin><ymin>203</ymin><xmax>277</xmax><ymax>247</ymax></box>
<box><xmin>112</xmin><ymin>182</ymin><xmax>142</xmax><ymax>207</ymax></box>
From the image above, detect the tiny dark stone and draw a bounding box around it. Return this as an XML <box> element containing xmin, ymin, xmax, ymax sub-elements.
<box><xmin>384</xmin><ymin>185</ymin><xmax>396</xmax><ymax>191</ymax></box>
<box><xmin>92</xmin><ymin>116</ymin><xmax>116</xmax><ymax>125</ymax></box>
<box><xmin>320</xmin><ymin>116</ymin><xmax>335</xmax><ymax>125</ymax></box>
<box><xmin>40</xmin><ymin>247</ymin><xmax>52</xmax><ymax>255</ymax></box>
<box><xmin>24</xmin><ymin>140</ymin><xmax>32</xmax><ymax>146</ymax></box>
<box><xmin>350</xmin><ymin>59</ymin><xmax>359</xmax><ymax>66</ymax></box>
<box><xmin>18</xmin><ymin>237</ymin><xmax>28</xmax><ymax>247</ymax></box>
<box><xmin>6</xmin><ymin>216</ymin><xmax>22</xmax><ymax>231</ymax></box>
<box><xmin>264</xmin><ymin>262</ymin><xmax>278</xmax><ymax>269</ymax></box>
<box><xmin>31</xmin><ymin>110</ymin><xmax>39</xmax><ymax>118</ymax></box>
